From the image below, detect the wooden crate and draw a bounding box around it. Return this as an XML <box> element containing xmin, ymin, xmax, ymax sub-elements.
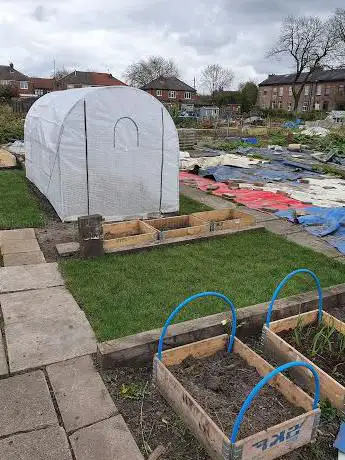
<box><xmin>262</xmin><ymin>310</ymin><xmax>345</xmax><ymax>412</ymax></box>
<box><xmin>146</xmin><ymin>215</ymin><xmax>210</xmax><ymax>239</ymax></box>
<box><xmin>103</xmin><ymin>220</ymin><xmax>158</xmax><ymax>250</ymax></box>
<box><xmin>192</xmin><ymin>209</ymin><xmax>256</xmax><ymax>232</ymax></box>
<box><xmin>154</xmin><ymin>335</ymin><xmax>320</xmax><ymax>460</ymax></box>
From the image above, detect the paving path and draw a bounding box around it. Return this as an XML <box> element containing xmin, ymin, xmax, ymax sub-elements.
<box><xmin>0</xmin><ymin>230</ymin><xmax>144</xmax><ymax>459</ymax></box>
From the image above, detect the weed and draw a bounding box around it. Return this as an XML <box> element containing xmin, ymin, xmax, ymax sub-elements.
<box><xmin>292</xmin><ymin>316</ymin><xmax>304</xmax><ymax>348</ymax></box>
<box><xmin>119</xmin><ymin>383</ymin><xmax>148</xmax><ymax>400</ymax></box>
<box><xmin>320</xmin><ymin>399</ymin><xmax>339</xmax><ymax>422</ymax></box>
<box><xmin>310</xmin><ymin>322</ymin><xmax>336</xmax><ymax>358</ymax></box>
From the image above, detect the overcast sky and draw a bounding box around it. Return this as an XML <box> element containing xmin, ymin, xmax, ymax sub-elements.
<box><xmin>0</xmin><ymin>0</ymin><xmax>343</xmax><ymax>90</ymax></box>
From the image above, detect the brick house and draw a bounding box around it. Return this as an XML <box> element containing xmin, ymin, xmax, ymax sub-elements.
<box><xmin>141</xmin><ymin>76</ymin><xmax>197</xmax><ymax>108</ymax></box>
<box><xmin>258</xmin><ymin>69</ymin><xmax>345</xmax><ymax>112</ymax></box>
<box><xmin>30</xmin><ymin>77</ymin><xmax>54</xmax><ymax>96</ymax></box>
<box><xmin>0</xmin><ymin>63</ymin><xmax>32</xmax><ymax>96</ymax></box>
<box><xmin>56</xmin><ymin>71</ymin><xmax>126</xmax><ymax>90</ymax></box>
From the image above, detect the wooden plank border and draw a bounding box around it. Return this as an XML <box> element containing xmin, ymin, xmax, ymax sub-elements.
<box><xmin>263</xmin><ymin>310</ymin><xmax>345</xmax><ymax>411</ymax></box>
<box><xmin>154</xmin><ymin>334</ymin><xmax>320</xmax><ymax>460</ymax></box>
<box><xmin>192</xmin><ymin>209</ymin><xmax>256</xmax><ymax>232</ymax></box>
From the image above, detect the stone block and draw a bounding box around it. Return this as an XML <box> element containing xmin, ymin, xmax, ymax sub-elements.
<box><xmin>47</xmin><ymin>355</ymin><xmax>117</xmax><ymax>433</ymax></box>
<box><xmin>264</xmin><ymin>220</ymin><xmax>302</xmax><ymax>236</ymax></box>
<box><xmin>69</xmin><ymin>416</ymin><xmax>144</xmax><ymax>460</ymax></box>
<box><xmin>0</xmin><ymin>370</ymin><xmax>58</xmax><ymax>437</ymax></box>
<box><xmin>6</xmin><ymin>312</ymin><xmax>97</xmax><ymax>372</ymax></box>
<box><xmin>56</xmin><ymin>242</ymin><xmax>80</xmax><ymax>257</ymax></box>
<box><xmin>0</xmin><ymin>263</ymin><xmax>63</xmax><ymax>293</ymax></box>
<box><xmin>0</xmin><ymin>335</ymin><xmax>8</xmax><ymax>377</ymax></box>
<box><xmin>0</xmin><ymin>228</ymin><xmax>35</xmax><ymax>244</ymax></box>
<box><xmin>2</xmin><ymin>251</ymin><xmax>45</xmax><ymax>267</ymax></box>
<box><xmin>0</xmin><ymin>426</ymin><xmax>72</xmax><ymax>460</ymax></box>
<box><xmin>1</xmin><ymin>238</ymin><xmax>41</xmax><ymax>255</ymax></box>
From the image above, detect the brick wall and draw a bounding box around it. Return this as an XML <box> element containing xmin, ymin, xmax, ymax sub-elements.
<box><xmin>145</xmin><ymin>88</ymin><xmax>197</xmax><ymax>104</ymax></box>
<box><xmin>258</xmin><ymin>81</ymin><xmax>345</xmax><ymax>112</ymax></box>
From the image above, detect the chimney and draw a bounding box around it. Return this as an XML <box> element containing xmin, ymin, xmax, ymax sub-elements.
<box><xmin>9</xmin><ymin>63</ymin><xmax>14</xmax><ymax>73</ymax></box>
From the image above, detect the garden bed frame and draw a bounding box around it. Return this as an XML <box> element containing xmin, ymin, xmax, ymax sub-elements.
<box><xmin>154</xmin><ymin>335</ymin><xmax>320</xmax><ymax>460</ymax></box>
<box><xmin>262</xmin><ymin>309</ymin><xmax>345</xmax><ymax>411</ymax></box>
<box><xmin>153</xmin><ymin>291</ymin><xmax>320</xmax><ymax>460</ymax></box>
<box><xmin>103</xmin><ymin>220</ymin><xmax>158</xmax><ymax>251</ymax></box>
<box><xmin>146</xmin><ymin>215</ymin><xmax>209</xmax><ymax>239</ymax></box>
<box><xmin>192</xmin><ymin>209</ymin><xmax>256</xmax><ymax>232</ymax></box>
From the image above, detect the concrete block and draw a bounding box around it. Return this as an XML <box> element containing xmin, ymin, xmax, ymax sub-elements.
<box><xmin>1</xmin><ymin>238</ymin><xmax>41</xmax><ymax>255</ymax></box>
<box><xmin>0</xmin><ymin>335</ymin><xmax>8</xmax><ymax>377</ymax></box>
<box><xmin>6</xmin><ymin>313</ymin><xmax>97</xmax><ymax>372</ymax></box>
<box><xmin>0</xmin><ymin>426</ymin><xmax>73</xmax><ymax>460</ymax></box>
<box><xmin>264</xmin><ymin>220</ymin><xmax>302</xmax><ymax>236</ymax></box>
<box><xmin>0</xmin><ymin>228</ymin><xmax>35</xmax><ymax>244</ymax></box>
<box><xmin>56</xmin><ymin>242</ymin><xmax>80</xmax><ymax>257</ymax></box>
<box><xmin>47</xmin><ymin>355</ymin><xmax>117</xmax><ymax>433</ymax></box>
<box><xmin>1</xmin><ymin>286</ymin><xmax>83</xmax><ymax>324</ymax></box>
<box><xmin>0</xmin><ymin>148</ymin><xmax>16</xmax><ymax>169</ymax></box>
<box><xmin>2</xmin><ymin>251</ymin><xmax>45</xmax><ymax>267</ymax></box>
<box><xmin>0</xmin><ymin>263</ymin><xmax>64</xmax><ymax>293</ymax></box>
<box><xmin>69</xmin><ymin>415</ymin><xmax>144</xmax><ymax>460</ymax></box>
<box><xmin>0</xmin><ymin>370</ymin><xmax>58</xmax><ymax>437</ymax></box>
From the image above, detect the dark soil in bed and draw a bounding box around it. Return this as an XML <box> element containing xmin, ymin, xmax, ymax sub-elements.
<box><xmin>170</xmin><ymin>351</ymin><xmax>304</xmax><ymax>440</ymax></box>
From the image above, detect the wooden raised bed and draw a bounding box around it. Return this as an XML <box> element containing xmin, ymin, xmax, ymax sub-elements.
<box><xmin>146</xmin><ymin>215</ymin><xmax>210</xmax><ymax>239</ymax></box>
<box><xmin>103</xmin><ymin>220</ymin><xmax>158</xmax><ymax>250</ymax></box>
<box><xmin>154</xmin><ymin>335</ymin><xmax>320</xmax><ymax>460</ymax></box>
<box><xmin>192</xmin><ymin>209</ymin><xmax>256</xmax><ymax>232</ymax></box>
<box><xmin>262</xmin><ymin>309</ymin><xmax>345</xmax><ymax>412</ymax></box>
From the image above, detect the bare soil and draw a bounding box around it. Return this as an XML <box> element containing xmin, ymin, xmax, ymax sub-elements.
<box><xmin>35</xmin><ymin>221</ymin><xmax>78</xmax><ymax>262</ymax></box>
<box><xmin>169</xmin><ymin>351</ymin><xmax>303</xmax><ymax>440</ymax></box>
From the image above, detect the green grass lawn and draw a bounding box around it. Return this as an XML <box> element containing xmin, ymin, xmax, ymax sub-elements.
<box><xmin>0</xmin><ymin>170</ymin><xmax>47</xmax><ymax>229</ymax></box>
<box><xmin>179</xmin><ymin>194</ymin><xmax>211</xmax><ymax>214</ymax></box>
<box><xmin>60</xmin><ymin>229</ymin><xmax>345</xmax><ymax>341</ymax></box>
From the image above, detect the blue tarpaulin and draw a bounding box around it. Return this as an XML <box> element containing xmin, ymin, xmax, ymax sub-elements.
<box><xmin>276</xmin><ymin>207</ymin><xmax>345</xmax><ymax>255</ymax></box>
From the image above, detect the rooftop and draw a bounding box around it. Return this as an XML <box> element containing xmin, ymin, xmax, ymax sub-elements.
<box><xmin>59</xmin><ymin>71</ymin><xmax>126</xmax><ymax>87</ymax></box>
<box><xmin>259</xmin><ymin>69</ymin><xmax>345</xmax><ymax>86</ymax></box>
<box><xmin>0</xmin><ymin>64</ymin><xmax>28</xmax><ymax>82</ymax></box>
<box><xmin>141</xmin><ymin>76</ymin><xmax>196</xmax><ymax>92</ymax></box>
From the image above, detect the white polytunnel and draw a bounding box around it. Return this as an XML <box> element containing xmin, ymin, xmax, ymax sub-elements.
<box><xmin>24</xmin><ymin>86</ymin><xmax>179</xmax><ymax>222</ymax></box>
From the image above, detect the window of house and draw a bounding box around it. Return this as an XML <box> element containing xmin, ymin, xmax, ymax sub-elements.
<box><xmin>184</xmin><ymin>92</ymin><xmax>192</xmax><ymax>99</ymax></box>
<box><xmin>339</xmin><ymin>85</ymin><xmax>344</xmax><ymax>96</ymax></box>
<box><xmin>34</xmin><ymin>89</ymin><xmax>44</xmax><ymax>96</ymax></box>
<box><xmin>315</xmin><ymin>102</ymin><xmax>320</xmax><ymax>111</ymax></box>
<box><xmin>277</xmin><ymin>100</ymin><xmax>282</xmax><ymax>109</ymax></box>
<box><xmin>263</xmin><ymin>89</ymin><xmax>268</xmax><ymax>96</ymax></box>
<box><xmin>304</xmin><ymin>85</ymin><xmax>310</xmax><ymax>96</ymax></box>
<box><xmin>19</xmin><ymin>81</ymin><xmax>28</xmax><ymax>90</ymax></box>
<box><xmin>316</xmin><ymin>85</ymin><xmax>322</xmax><ymax>96</ymax></box>
<box><xmin>302</xmin><ymin>102</ymin><xmax>309</xmax><ymax>112</ymax></box>
<box><xmin>287</xmin><ymin>102</ymin><xmax>293</xmax><ymax>112</ymax></box>
<box><xmin>168</xmin><ymin>90</ymin><xmax>176</xmax><ymax>99</ymax></box>
<box><xmin>288</xmin><ymin>87</ymin><xmax>293</xmax><ymax>96</ymax></box>
<box><xmin>273</xmin><ymin>87</ymin><xmax>278</xmax><ymax>95</ymax></box>
<box><xmin>325</xmin><ymin>86</ymin><xmax>331</xmax><ymax>96</ymax></box>
<box><xmin>156</xmin><ymin>89</ymin><xmax>162</xmax><ymax>97</ymax></box>
<box><xmin>271</xmin><ymin>101</ymin><xmax>277</xmax><ymax>109</ymax></box>
<box><xmin>67</xmin><ymin>84</ymin><xmax>74</xmax><ymax>89</ymax></box>
<box><xmin>279</xmin><ymin>87</ymin><xmax>284</xmax><ymax>97</ymax></box>
<box><xmin>0</xmin><ymin>80</ymin><xmax>10</xmax><ymax>86</ymax></box>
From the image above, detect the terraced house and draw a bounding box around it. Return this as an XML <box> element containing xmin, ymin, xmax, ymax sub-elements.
<box><xmin>258</xmin><ymin>69</ymin><xmax>345</xmax><ymax>112</ymax></box>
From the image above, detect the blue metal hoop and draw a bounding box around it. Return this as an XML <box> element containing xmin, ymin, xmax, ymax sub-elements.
<box><xmin>157</xmin><ymin>292</ymin><xmax>237</xmax><ymax>360</ymax></box>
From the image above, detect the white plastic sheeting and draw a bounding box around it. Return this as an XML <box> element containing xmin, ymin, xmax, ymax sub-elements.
<box><xmin>25</xmin><ymin>86</ymin><xmax>179</xmax><ymax>221</ymax></box>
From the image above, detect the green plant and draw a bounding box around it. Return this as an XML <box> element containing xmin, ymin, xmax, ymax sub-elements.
<box><xmin>320</xmin><ymin>399</ymin><xmax>338</xmax><ymax>421</ymax></box>
<box><xmin>311</xmin><ymin>322</ymin><xmax>336</xmax><ymax>358</ymax></box>
<box><xmin>0</xmin><ymin>104</ymin><xmax>24</xmax><ymax>143</ymax></box>
<box><xmin>337</xmin><ymin>331</ymin><xmax>345</xmax><ymax>356</ymax></box>
<box><xmin>292</xmin><ymin>316</ymin><xmax>305</xmax><ymax>348</ymax></box>
<box><xmin>119</xmin><ymin>383</ymin><xmax>147</xmax><ymax>400</ymax></box>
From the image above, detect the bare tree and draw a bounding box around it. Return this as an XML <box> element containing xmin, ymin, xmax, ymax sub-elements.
<box><xmin>51</xmin><ymin>67</ymin><xmax>70</xmax><ymax>80</ymax></box>
<box><xmin>123</xmin><ymin>56</ymin><xmax>179</xmax><ymax>87</ymax></box>
<box><xmin>334</xmin><ymin>9</ymin><xmax>345</xmax><ymax>42</ymax></box>
<box><xmin>201</xmin><ymin>64</ymin><xmax>234</xmax><ymax>95</ymax></box>
<box><xmin>268</xmin><ymin>15</ymin><xmax>339</xmax><ymax>111</ymax></box>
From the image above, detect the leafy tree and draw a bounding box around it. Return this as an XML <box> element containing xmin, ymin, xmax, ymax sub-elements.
<box><xmin>239</xmin><ymin>82</ymin><xmax>258</xmax><ymax>112</ymax></box>
<box><xmin>201</xmin><ymin>64</ymin><xmax>234</xmax><ymax>95</ymax></box>
<box><xmin>123</xmin><ymin>56</ymin><xmax>179</xmax><ymax>87</ymax></box>
<box><xmin>268</xmin><ymin>15</ymin><xmax>339</xmax><ymax>111</ymax></box>
<box><xmin>0</xmin><ymin>85</ymin><xmax>18</xmax><ymax>103</ymax></box>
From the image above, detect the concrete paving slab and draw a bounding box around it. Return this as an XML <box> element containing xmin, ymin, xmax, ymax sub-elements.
<box><xmin>264</xmin><ymin>220</ymin><xmax>303</xmax><ymax>236</ymax></box>
<box><xmin>0</xmin><ymin>335</ymin><xmax>8</xmax><ymax>377</ymax></box>
<box><xmin>0</xmin><ymin>228</ymin><xmax>36</xmax><ymax>244</ymax></box>
<box><xmin>0</xmin><ymin>148</ymin><xmax>16</xmax><ymax>169</ymax></box>
<box><xmin>0</xmin><ymin>263</ymin><xmax>63</xmax><ymax>293</ymax></box>
<box><xmin>1</xmin><ymin>286</ymin><xmax>82</xmax><ymax>324</ymax></box>
<box><xmin>1</xmin><ymin>238</ymin><xmax>41</xmax><ymax>255</ymax></box>
<box><xmin>286</xmin><ymin>232</ymin><xmax>340</xmax><ymax>258</ymax></box>
<box><xmin>0</xmin><ymin>370</ymin><xmax>58</xmax><ymax>437</ymax></box>
<box><xmin>0</xmin><ymin>426</ymin><xmax>73</xmax><ymax>460</ymax></box>
<box><xmin>69</xmin><ymin>415</ymin><xmax>144</xmax><ymax>460</ymax></box>
<box><xmin>47</xmin><ymin>355</ymin><xmax>117</xmax><ymax>433</ymax></box>
<box><xmin>2</xmin><ymin>251</ymin><xmax>46</xmax><ymax>267</ymax></box>
<box><xmin>6</xmin><ymin>313</ymin><xmax>97</xmax><ymax>372</ymax></box>
<box><xmin>56</xmin><ymin>242</ymin><xmax>80</xmax><ymax>257</ymax></box>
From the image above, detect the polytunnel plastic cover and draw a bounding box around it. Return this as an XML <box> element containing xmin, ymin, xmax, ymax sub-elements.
<box><xmin>25</xmin><ymin>86</ymin><xmax>179</xmax><ymax>221</ymax></box>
